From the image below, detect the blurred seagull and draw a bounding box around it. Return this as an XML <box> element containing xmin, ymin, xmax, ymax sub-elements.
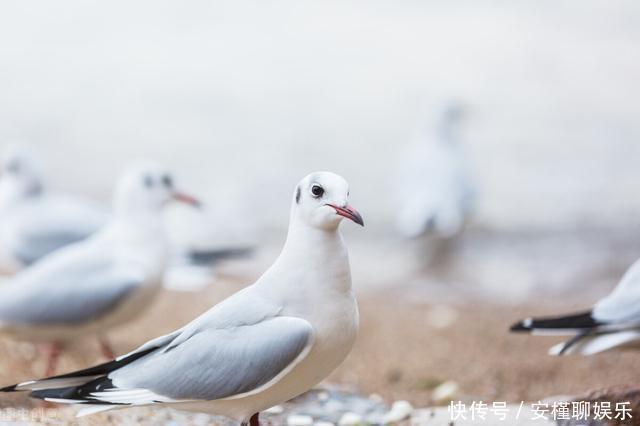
<box><xmin>0</xmin><ymin>145</ymin><xmax>250</xmax><ymax>278</ymax></box>
<box><xmin>511</xmin><ymin>259</ymin><xmax>640</xmax><ymax>355</ymax></box>
<box><xmin>1</xmin><ymin>171</ymin><xmax>363</xmax><ymax>426</ymax></box>
<box><xmin>395</xmin><ymin>101</ymin><xmax>475</xmax><ymax>238</ymax></box>
<box><xmin>0</xmin><ymin>162</ymin><xmax>199</xmax><ymax>374</ymax></box>
<box><xmin>0</xmin><ymin>146</ymin><xmax>107</xmax><ymax>272</ymax></box>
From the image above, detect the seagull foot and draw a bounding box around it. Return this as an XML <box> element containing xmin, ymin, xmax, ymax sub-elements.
<box><xmin>44</xmin><ymin>342</ymin><xmax>61</xmax><ymax>376</ymax></box>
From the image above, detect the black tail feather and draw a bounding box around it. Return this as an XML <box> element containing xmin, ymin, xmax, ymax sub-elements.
<box><xmin>0</xmin><ymin>346</ymin><xmax>157</xmax><ymax>394</ymax></box>
<box><xmin>187</xmin><ymin>247</ymin><xmax>253</xmax><ymax>265</ymax></box>
<box><xmin>510</xmin><ymin>311</ymin><xmax>601</xmax><ymax>332</ymax></box>
<box><xmin>30</xmin><ymin>376</ymin><xmax>123</xmax><ymax>404</ymax></box>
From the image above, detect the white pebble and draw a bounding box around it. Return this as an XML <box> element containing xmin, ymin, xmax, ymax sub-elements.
<box><xmin>287</xmin><ymin>414</ymin><xmax>314</xmax><ymax>426</ymax></box>
<box><xmin>338</xmin><ymin>412</ymin><xmax>362</xmax><ymax>426</ymax></box>
<box><xmin>264</xmin><ymin>405</ymin><xmax>284</xmax><ymax>414</ymax></box>
<box><xmin>314</xmin><ymin>422</ymin><xmax>335</xmax><ymax>426</ymax></box>
<box><xmin>383</xmin><ymin>400</ymin><xmax>413</xmax><ymax>423</ymax></box>
<box><xmin>317</xmin><ymin>391</ymin><xmax>330</xmax><ymax>401</ymax></box>
<box><xmin>432</xmin><ymin>380</ymin><xmax>460</xmax><ymax>403</ymax></box>
<box><xmin>368</xmin><ymin>393</ymin><xmax>384</xmax><ymax>403</ymax></box>
<box><xmin>426</xmin><ymin>304</ymin><xmax>458</xmax><ymax>329</ymax></box>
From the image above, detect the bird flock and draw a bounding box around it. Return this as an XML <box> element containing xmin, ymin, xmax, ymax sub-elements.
<box><xmin>0</xmin><ymin>106</ymin><xmax>636</xmax><ymax>425</ymax></box>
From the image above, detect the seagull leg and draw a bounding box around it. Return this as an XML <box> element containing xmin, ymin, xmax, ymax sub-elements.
<box><xmin>98</xmin><ymin>336</ymin><xmax>115</xmax><ymax>360</ymax></box>
<box><xmin>249</xmin><ymin>413</ymin><xmax>260</xmax><ymax>426</ymax></box>
<box><xmin>44</xmin><ymin>342</ymin><xmax>61</xmax><ymax>376</ymax></box>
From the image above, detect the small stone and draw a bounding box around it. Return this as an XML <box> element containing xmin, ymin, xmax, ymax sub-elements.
<box><xmin>264</xmin><ymin>405</ymin><xmax>284</xmax><ymax>414</ymax></box>
<box><xmin>368</xmin><ymin>393</ymin><xmax>384</xmax><ymax>403</ymax></box>
<box><xmin>314</xmin><ymin>422</ymin><xmax>335</xmax><ymax>426</ymax></box>
<box><xmin>383</xmin><ymin>400</ymin><xmax>413</xmax><ymax>423</ymax></box>
<box><xmin>338</xmin><ymin>412</ymin><xmax>362</xmax><ymax>426</ymax></box>
<box><xmin>287</xmin><ymin>414</ymin><xmax>314</xmax><ymax>426</ymax></box>
<box><xmin>426</xmin><ymin>304</ymin><xmax>458</xmax><ymax>329</ymax></box>
<box><xmin>192</xmin><ymin>414</ymin><xmax>213</xmax><ymax>426</ymax></box>
<box><xmin>317</xmin><ymin>391</ymin><xmax>330</xmax><ymax>402</ymax></box>
<box><xmin>410</xmin><ymin>409</ymin><xmax>434</xmax><ymax>423</ymax></box>
<box><xmin>365</xmin><ymin>412</ymin><xmax>385</xmax><ymax>425</ymax></box>
<box><xmin>432</xmin><ymin>380</ymin><xmax>460</xmax><ymax>403</ymax></box>
<box><xmin>324</xmin><ymin>399</ymin><xmax>344</xmax><ymax>413</ymax></box>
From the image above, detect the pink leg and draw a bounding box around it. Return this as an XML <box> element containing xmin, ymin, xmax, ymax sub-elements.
<box><xmin>98</xmin><ymin>336</ymin><xmax>115</xmax><ymax>360</ymax></box>
<box><xmin>44</xmin><ymin>342</ymin><xmax>61</xmax><ymax>376</ymax></box>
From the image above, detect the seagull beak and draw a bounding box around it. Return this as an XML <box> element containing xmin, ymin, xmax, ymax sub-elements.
<box><xmin>327</xmin><ymin>204</ymin><xmax>364</xmax><ymax>226</ymax></box>
<box><xmin>172</xmin><ymin>191</ymin><xmax>202</xmax><ymax>208</ymax></box>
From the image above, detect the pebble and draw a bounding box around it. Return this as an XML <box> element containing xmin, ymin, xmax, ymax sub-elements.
<box><xmin>368</xmin><ymin>393</ymin><xmax>385</xmax><ymax>403</ymax></box>
<box><xmin>432</xmin><ymin>380</ymin><xmax>460</xmax><ymax>403</ymax></box>
<box><xmin>338</xmin><ymin>412</ymin><xmax>362</xmax><ymax>425</ymax></box>
<box><xmin>287</xmin><ymin>414</ymin><xmax>314</xmax><ymax>426</ymax></box>
<box><xmin>264</xmin><ymin>405</ymin><xmax>285</xmax><ymax>414</ymax></box>
<box><xmin>382</xmin><ymin>400</ymin><xmax>413</xmax><ymax>423</ymax></box>
<box><xmin>426</xmin><ymin>304</ymin><xmax>458</xmax><ymax>329</ymax></box>
<box><xmin>314</xmin><ymin>422</ymin><xmax>336</xmax><ymax>426</ymax></box>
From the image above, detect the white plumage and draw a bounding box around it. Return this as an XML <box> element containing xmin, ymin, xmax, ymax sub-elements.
<box><xmin>0</xmin><ymin>162</ymin><xmax>199</xmax><ymax>373</ymax></box>
<box><xmin>396</xmin><ymin>102</ymin><xmax>475</xmax><ymax>238</ymax></box>
<box><xmin>1</xmin><ymin>171</ymin><xmax>364</xmax><ymax>426</ymax></box>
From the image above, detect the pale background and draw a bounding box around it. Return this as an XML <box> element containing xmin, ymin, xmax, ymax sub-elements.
<box><xmin>0</xmin><ymin>0</ymin><xmax>639</xmax><ymax>235</ymax></box>
<box><xmin>1</xmin><ymin>1</ymin><xmax>640</xmax><ymax>416</ymax></box>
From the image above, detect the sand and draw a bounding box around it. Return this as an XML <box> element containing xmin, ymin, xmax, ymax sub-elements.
<box><xmin>1</xmin><ymin>278</ymin><xmax>639</xmax><ymax>423</ymax></box>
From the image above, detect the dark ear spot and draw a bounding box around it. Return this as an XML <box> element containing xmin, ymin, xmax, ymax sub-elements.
<box><xmin>295</xmin><ymin>186</ymin><xmax>301</xmax><ymax>204</ymax></box>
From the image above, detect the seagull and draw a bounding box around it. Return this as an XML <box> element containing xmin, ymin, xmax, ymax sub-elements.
<box><xmin>395</xmin><ymin>101</ymin><xmax>475</xmax><ymax>238</ymax></box>
<box><xmin>0</xmin><ymin>162</ymin><xmax>199</xmax><ymax>375</ymax></box>
<box><xmin>1</xmin><ymin>171</ymin><xmax>364</xmax><ymax>426</ymax></box>
<box><xmin>0</xmin><ymin>145</ymin><xmax>107</xmax><ymax>273</ymax></box>
<box><xmin>510</xmin><ymin>259</ymin><xmax>640</xmax><ymax>355</ymax></box>
<box><xmin>0</xmin><ymin>145</ymin><xmax>249</xmax><ymax>276</ymax></box>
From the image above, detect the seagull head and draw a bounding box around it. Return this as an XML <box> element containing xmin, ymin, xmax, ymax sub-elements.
<box><xmin>114</xmin><ymin>162</ymin><xmax>200</xmax><ymax>218</ymax></box>
<box><xmin>0</xmin><ymin>145</ymin><xmax>43</xmax><ymax>199</ymax></box>
<box><xmin>292</xmin><ymin>171</ymin><xmax>364</xmax><ymax>231</ymax></box>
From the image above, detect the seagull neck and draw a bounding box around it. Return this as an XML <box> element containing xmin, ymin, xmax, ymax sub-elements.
<box><xmin>111</xmin><ymin>209</ymin><xmax>166</xmax><ymax>244</ymax></box>
<box><xmin>276</xmin><ymin>219</ymin><xmax>351</xmax><ymax>293</ymax></box>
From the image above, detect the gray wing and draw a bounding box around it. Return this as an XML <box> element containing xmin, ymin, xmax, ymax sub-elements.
<box><xmin>7</xmin><ymin>196</ymin><xmax>106</xmax><ymax>265</ymax></box>
<box><xmin>13</xmin><ymin>229</ymin><xmax>94</xmax><ymax>266</ymax></box>
<box><xmin>101</xmin><ymin>316</ymin><xmax>313</xmax><ymax>402</ymax></box>
<box><xmin>0</xmin><ymin>254</ymin><xmax>143</xmax><ymax>325</ymax></box>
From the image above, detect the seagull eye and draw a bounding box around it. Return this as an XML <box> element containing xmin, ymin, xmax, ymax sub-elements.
<box><xmin>310</xmin><ymin>184</ymin><xmax>324</xmax><ymax>198</ymax></box>
<box><xmin>162</xmin><ymin>174</ymin><xmax>173</xmax><ymax>188</ymax></box>
<box><xmin>143</xmin><ymin>175</ymin><xmax>154</xmax><ymax>188</ymax></box>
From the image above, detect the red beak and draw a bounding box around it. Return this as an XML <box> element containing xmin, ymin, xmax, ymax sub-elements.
<box><xmin>173</xmin><ymin>191</ymin><xmax>201</xmax><ymax>208</ymax></box>
<box><xmin>327</xmin><ymin>204</ymin><xmax>364</xmax><ymax>226</ymax></box>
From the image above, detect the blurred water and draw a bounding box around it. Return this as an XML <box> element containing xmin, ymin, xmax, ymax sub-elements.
<box><xmin>0</xmin><ymin>0</ymin><xmax>639</xmax><ymax>236</ymax></box>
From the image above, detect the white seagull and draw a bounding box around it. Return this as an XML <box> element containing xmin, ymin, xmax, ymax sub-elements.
<box><xmin>395</xmin><ymin>102</ymin><xmax>475</xmax><ymax>238</ymax></box>
<box><xmin>0</xmin><ymin>162</ymin><xmax>199</xmax><ymax>374</ymax></box>
<box><xmin>511</xmin><ymin>259</ymin><xmax>640</xmax><ymax>355</ymax></box>
<box><xmin>0</xmin><ymin>146</ymin><xmax>250</xmax><ymax>277</ymax></box>
<box><xmin>0</xmin><ymin>145</ymin><xmax>107</xmax><ymax>273</ymax></box>
<box><xmin>1</xmin><ymin>171</ymin><xmax>364</xmax><ymax>426</ymax></box>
